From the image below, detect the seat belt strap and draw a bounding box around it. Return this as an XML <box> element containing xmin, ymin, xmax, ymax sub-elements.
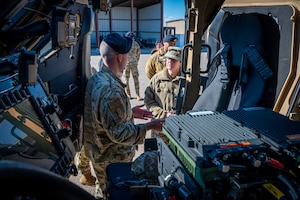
<box><xmin>243</xmin><ymin>45</ymin><xmax>273</xmax><ymax>80</ymax></box>
<box><xmin>219</xmin><ymin>44</ymin><xmax>231</xmax><ymax>89</ymax></box>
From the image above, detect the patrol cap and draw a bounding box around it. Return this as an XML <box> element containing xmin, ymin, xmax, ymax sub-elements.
<box><xmin>163</xmin><ymin>34</ymin><xmax>178</xmax><ymax>43</ymax></box>
<box><xmin>125</xmin><ymin>31</ymin><xmax>134</xmax><ymax>38</ymax></box>
<box><xmin>131</xmin><ymin>151</ymin><xmax>158</xmax><ymax>183</ymax></box>
<box><xmin>165</xmin><ymin>46</ymin><xmax>182</xmax><ymax>61</ymax></box>
<box><xmin>103</xmin><ymin>33</ymin><xmax>132</xmax><ymax>54</ymax></box>
<box><xmin>155</xmin><ymin>40</ymin><xmax>162</xmax><ymax>44</ymax></box>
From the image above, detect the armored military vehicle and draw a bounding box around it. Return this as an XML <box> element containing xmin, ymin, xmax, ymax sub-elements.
<box><xmin>155</xmin><ymin>0</ymin><xmax>300</xmax><ymax>199</ymax></box>
<box><xmin>0</xmin><ymin>0</ymin><xmax>300</xmax><ymax>199</ymax></box>
<box><xmin>0</xmin><ymin>0</ymin><xmax>95</xmax><ymax>198</ymax></box>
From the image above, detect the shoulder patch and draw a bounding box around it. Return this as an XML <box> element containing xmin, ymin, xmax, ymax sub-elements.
<box><xmin>108</xmin><ymin>98</ymin><xmax>125</xmax><ymax>119</ymax></box>
<box><xmin>108</xmin><ymin>98</ymin><xmax>122</xmax><ymax>109</ymax></box>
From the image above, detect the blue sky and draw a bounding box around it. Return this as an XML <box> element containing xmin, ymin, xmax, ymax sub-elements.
<box><xmin>164</xmin><ymin>0</ymin><xmax>185</xmax><ymax>23</ymax></box>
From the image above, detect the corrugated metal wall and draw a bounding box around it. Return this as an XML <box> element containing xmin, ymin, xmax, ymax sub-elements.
<box><xmin>91</xmin><ymin>3</ymin><xmax>162</xmax><ymax>48</ymax></box>
<box><xmin>138</xmin><ymin>4</ymin><xmax>161</xmax><ymax>46</ymax></box>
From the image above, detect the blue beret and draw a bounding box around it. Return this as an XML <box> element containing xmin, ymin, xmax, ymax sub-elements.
<box><xmin>163</xmin><ymin>34</ymin><xmax>178</xmax><ymax>43</ymax></box>
<box><xmin>103</xmin><ymin>33</ymin><xmax>132</xmax><ymax>54</ymax></box>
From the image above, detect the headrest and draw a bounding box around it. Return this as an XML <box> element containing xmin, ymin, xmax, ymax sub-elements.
<box><xmin>220</xmin><ymin>13</ymin><xmax>280</xmax><ymax>67</ymax></box>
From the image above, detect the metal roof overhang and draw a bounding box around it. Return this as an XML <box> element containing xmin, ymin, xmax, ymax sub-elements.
<box><xmin>94</xmin><ymin>0</ymin><xmax>163</xmax><ymax>47</ymax></box>
<box><xmin>110</xmin><ymin>0</ymin><xmax>161</xmax><ymax>9</ymax></box>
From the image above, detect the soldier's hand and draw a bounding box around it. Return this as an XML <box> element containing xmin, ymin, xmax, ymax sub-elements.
<box><xmin>166</xmin><ymin>112</ymin><xmax>176</xmax><ymax>117</ymax></box>
<box><xmin>146</xmin><ymin>118</ymin><xmax>165</xmax><ymax>132</ymax></box>
<box><xmin>132</xmin><ymin>104</ymin><xmax>153</xmax><ymax>120</ymax></box>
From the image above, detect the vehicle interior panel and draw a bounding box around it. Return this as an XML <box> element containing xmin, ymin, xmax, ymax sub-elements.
<box><xmin>223</xmin><ymin>5</ymin><xmax>294</xmax><ymax>101</ymax></box>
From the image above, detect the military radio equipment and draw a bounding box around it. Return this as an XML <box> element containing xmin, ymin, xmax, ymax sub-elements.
<box><xmin>159</xmin><ymin>108</ymin><xmax>300</xmax><ymax>199</ymax></box>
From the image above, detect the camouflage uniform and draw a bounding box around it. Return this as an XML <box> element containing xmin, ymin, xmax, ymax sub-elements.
<box><xmin>145</xmin><ymin>47</ymin><xmax>167</xmax><ymax>79</ymax></box>
<box><xmin>83</xmin><ymin>65</ymin><xmax>147</xmax><ymax>194</ymax></box>
<box><xmin>144</xmin><ymin>68</ymin><xmax>179</xmax><ymax>119</ymax></box>
<box><xmin>77</xmin><ymin>146</ymin><xmax>96</xmax><ymax>186</ymax></box>
<box><xmin>144</xmin><ymin>68</ymin><xmax>180</xmax><ymax>143</ymax></box>
<box><xmin>123</xmin><ymin>40</ymin><xmax>141</xmax><ymax>98</ymax></box>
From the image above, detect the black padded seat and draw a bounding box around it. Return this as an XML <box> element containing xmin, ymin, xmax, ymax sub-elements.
<box><xmin>193</xmin><ymin>13</ymin><xmax>280</xmax><ymax>112</ymax></box>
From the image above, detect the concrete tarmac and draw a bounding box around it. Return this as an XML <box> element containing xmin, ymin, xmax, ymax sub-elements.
<box><xmin>68</xmin><ymin>48</ymin><xmax>153</xmax><ymax>196</ymax></box>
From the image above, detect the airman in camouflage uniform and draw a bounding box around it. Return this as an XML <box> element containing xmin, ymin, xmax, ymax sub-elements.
<box><xmin>145</xmin><ymin>34</ymin><xmax>178</xmax><ymax>79</ymax></box>
<box><xmin>77</xmin><ymin>146</ymin><xmax>96</xmax><ymax>186</ymax></box>
<box><xmin>123</xmin><ymin>32</ymin><xmax>141</xmax><ymax>100</ymax></box>
<box><xmin>144</xmin><ymin>68</ymin><xmax>179</xmax><ymax>118</ymax></box>
<box><xmin>83</xmin><ymin>33</ymin><xmax>164</xmax><ymax>199</ymax></box>
<box><xmin>151</xmin><ymin>40</ymin><xmax>163</xmax><ymax>54</ymax></box>
<box><xmin>77</xmin><ymin>57</ymin><xmax>102</xmax><ymax>187</ymax></box>
<box><xmin>144</xmin><ymin>46</ymin><xmax>182</xmax><ymax>143</ymax></box>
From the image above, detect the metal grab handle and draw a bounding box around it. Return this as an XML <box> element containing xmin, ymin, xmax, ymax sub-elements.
<box><xmin>181</xmin><ymin>43</ymin><xmax>193</xmax><ymax>75</ymax></box>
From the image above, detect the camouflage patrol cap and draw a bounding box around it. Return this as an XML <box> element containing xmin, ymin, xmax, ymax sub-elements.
<box><xmin>103</xmin><ymin>33</ymin><xmax>132</xmax><ymax>54</ymax></box>
<box><xmin>125</xmin><ymin>31</ymin><xmax>134</xmax><ymax>38</ymax></box>
<box><xmin>165</xmin><ymin>46</ymin><xmax>182</xmax><ymax>61</ymax></box>
<box><xmin>131</xmin><ymin>151</ymin><xmax>158</xmax><ymax>183</ymax></box>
